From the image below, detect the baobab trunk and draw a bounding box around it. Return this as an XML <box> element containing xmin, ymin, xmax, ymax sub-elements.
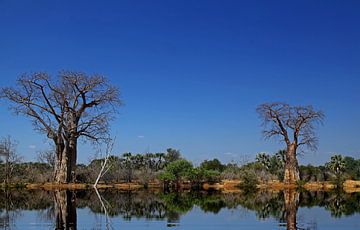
<box><xmin>284</xmin><ymin>144</ymin><xmax>300</xmax><ymax>184</ymax></box>
<box><xmin>54</xmin><ymin>138</ymin><xmax>77</xmax><ymax>183</ymax></box>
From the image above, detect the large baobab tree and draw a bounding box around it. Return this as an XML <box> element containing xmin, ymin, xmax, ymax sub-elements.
<box><xmin>257</xmin><ymin>102</ymin><xmax>324</xmax><ymax>184</ymax></box>
<box><xmin>1</xmin><ymin>72</ymin><xmax>121</xmax><ymax>183</ymax></box>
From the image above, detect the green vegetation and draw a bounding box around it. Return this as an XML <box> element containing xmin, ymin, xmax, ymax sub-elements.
<box><xmin>159</xmin><ymin>159</ymin><xmax>193</xmax><ymax>189</ymax></box>
<box><xmin>1</xmin><ymin>137</ymin><xmax>360</xmax><ymax>189</ymax></box>
<box><xmin>256</xmin><ymin>150</ymin><xmax>285</xmax><ymax>180</ymax></box>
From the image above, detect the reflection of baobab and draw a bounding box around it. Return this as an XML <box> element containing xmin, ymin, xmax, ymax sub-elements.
<box><xmin>283</xmin><ymin>189</ymin><xmax>299</xmax><ymax>230</ymax></box>
<box><xmin>257</xmin><ymin>102</ymin><xmax>324</xmax><ymax>184</ymax></box>
<box><xmin>54</xmin><ymin>190</ymin><xmax>77</xmax><ymax>230</ymax></box>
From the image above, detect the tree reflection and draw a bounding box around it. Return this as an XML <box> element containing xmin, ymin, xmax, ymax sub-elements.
<box><xmin>54</xmin><ymin>190</ymin><xmax>77</xmax><ymax>230</ymax></box>
<box><xmin>0</xmin><ymin>189</ymin><xmax>360</xmax><ymax>229</ymax></box>
<box><xmin>283</xmin><ymin>189</ymin><xmax>299</xmax><ymax>230</ymax></box>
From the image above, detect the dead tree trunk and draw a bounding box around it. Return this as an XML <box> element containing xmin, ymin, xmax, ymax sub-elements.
<box><xmin>284</xmin><ymin>144</ymin><xmax>300</xmax><ymax>184</ymax></box>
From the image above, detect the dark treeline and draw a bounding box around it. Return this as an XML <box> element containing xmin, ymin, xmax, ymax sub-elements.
<box><xmin>1</xmin><ymin>138</ymin><xmax>360</xmax><ymax>188</ymax></box>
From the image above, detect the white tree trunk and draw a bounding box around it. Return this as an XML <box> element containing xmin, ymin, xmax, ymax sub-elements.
<box><xmin>93</xmin><ymin>138</ymin><xmax>115</xmax><ymax>188</ymax></box>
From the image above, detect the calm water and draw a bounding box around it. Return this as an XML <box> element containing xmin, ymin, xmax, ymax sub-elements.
<box><xmin>1</xmin><ymin>189</ymin><xmax>359</xmax><ymax>229</ymax></box>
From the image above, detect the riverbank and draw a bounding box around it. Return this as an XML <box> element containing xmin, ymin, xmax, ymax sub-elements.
<box><xmin>1</xmin><ymin>179</ymin><xmax>360</xmax><ymax>192</ymax></box>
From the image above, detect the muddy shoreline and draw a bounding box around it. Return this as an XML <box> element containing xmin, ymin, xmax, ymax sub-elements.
<box><xmin>2</xmin><ymin>179</ymin><xmax>359</xmax><ymax>193</ymax></box>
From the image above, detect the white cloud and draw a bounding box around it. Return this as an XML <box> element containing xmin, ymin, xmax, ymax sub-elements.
<box><xmin>137</xmin><ymin>135</ymin><xmax>145</xmax><ymax>139</ymax></box>
<box><xmin>29</xmin><ymin>145</ymin><xmax>36</xmax><ymax>149</ymax></box>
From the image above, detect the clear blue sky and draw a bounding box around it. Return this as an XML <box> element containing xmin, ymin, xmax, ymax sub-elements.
<box><xmin>0</xmin><ymin>0</ymin><xmax>359</xmax><ymax>165</ymax></box>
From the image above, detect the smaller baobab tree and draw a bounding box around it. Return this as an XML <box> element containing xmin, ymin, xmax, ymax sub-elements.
<box><xmin>257</xmin><ymin>102</ymin><xmax>324</xmax><ymax>184</ymax></box>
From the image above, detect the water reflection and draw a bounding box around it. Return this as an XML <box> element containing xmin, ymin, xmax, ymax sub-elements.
<box><xmin>283</xmin><ymin>189</ymin><xmax>299</xmax><ymax>230</ymax></box>
<box><xmin>0</xmin><ymin>188</ymin><xmax>360</xmax><ymax>229</ymax></box>
<box><xmin>54</xmin><ymin>190</ymin><xmax>76</xmax><ymax>230</ymax></box>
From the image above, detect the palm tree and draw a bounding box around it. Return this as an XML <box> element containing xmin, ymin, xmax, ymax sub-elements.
<box><xmin>275</xmin><ymin>150</ymin><xmax>286</xmax><ymax>166</ymax></box>
<box><xmin>326</xmin><ymin>154</ymin><xmax>346</xmax><ymax>177</ymax></box>
<box><xmin>256</xmin><ymin>153</ymin><xmax>271</xmax><ymax>170</ymax></box>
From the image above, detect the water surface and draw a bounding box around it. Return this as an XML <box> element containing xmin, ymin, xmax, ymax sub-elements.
<box><xmin>1</xmin><ymin>189</ymin><xmax>359</xmax><ymax>229</ymax></box>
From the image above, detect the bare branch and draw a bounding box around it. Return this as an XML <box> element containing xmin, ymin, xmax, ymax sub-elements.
<box><xmin>1</xmin><ymin>71</ymin><xmax>122</xmax><ymax>183</ymax></box>
<box><xmin>257</xmin><ymin>102</ymin><xmax>324</xmax><ymax>151</ymax></box>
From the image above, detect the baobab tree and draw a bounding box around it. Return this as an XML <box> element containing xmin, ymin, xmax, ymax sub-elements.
<box><xmin>1</xmin><ymin>71</ymin><xmax>121</xmax><ymax>183</ymax></box>
<box><xmin>257</xmin><ymin>102</ymin><xmax>324</xmax><ymax>184</ymax></box>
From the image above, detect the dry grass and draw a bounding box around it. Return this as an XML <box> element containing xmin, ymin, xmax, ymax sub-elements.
<box><xmin>303</xmin><ymin>182</ymin><xmax>335</xmax><ymax>191</ymax></box>
<box><xmin>26</xmin><ymin>183</ymin><xmax>88</xmax><ymax>190</ymax></box>
<box><xmin>343</xmin><ymin>180</ymin><xmax>360</xmax><ymax>193</ymax></box>
<box><xmin>7</xmin><ymin>180</ymin><xmax>360</xmax><ymax>193</ymax></box>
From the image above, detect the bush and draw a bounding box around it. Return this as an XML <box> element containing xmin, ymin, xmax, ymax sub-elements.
<box><xmin>238</xmin><ymin>169</ymin><xmax>258</xmax><ymax>192</ymax></box>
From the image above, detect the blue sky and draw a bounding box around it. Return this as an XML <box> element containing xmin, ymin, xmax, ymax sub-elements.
<box><xmin>0</xmin><ymin>0</ymin><xmax>359</xmax><ymax>165</ymax></box>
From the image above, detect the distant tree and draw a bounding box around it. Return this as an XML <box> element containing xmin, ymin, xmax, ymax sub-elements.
<box><xmin>122</xmin><ymin>152</ymin><xmax>134</xmax><ymax>182</ymax></box>
<box><xmin>256</xmin><ymin>153</ymin><xmax>271</xmax><ymax>170</ymax></box>
<box><xmin>274</xmin><ymin>150</ymin><xmax>286</xmax><ymax>166</ymax></box>
<box><xmin>343</xmin><ymin>156</ymin><xmax>360</xmax><ymax>180</ymax></box>
<box><xmin>300</xmin><ymin>164</ymin><xmax>325</xmax><ymax>182</ymax></box>
<box><xmin>165</xmin><ymin>148</ymin><xmax>181</xmax><ymax>164</ymax></box>
<box><xmin>37</xmin><ymin>148</ymin><xmax>56</xmax><ymax>170</ymax></box>
<box><xmin>221</xmin><ymin>162</ymin><xmax>241</xmax><ymax>180</ymax></box>
<box><xmin>255</xmin><ymin>150</ymin><xmax>285</xmax><ymax>180</ymax></box>
<box><xmin>186</xmin><ymin>167</ymin><xmax>220</xmax><ymax>186</ymax></box>
<box><xmin>257</xmin><ymin>102</ymin><xmax>324</xmax><ymax>184</ymax></box>
<box><xmin>159</xmin><ymin>159</ymin><xmax>193</xmax><ymax>189</ymax></box>
<box><xmin>1</xmin><ymin>72</ymin><xmax>121</xmax><ymax>183</ymax></box>
<box><xmin>271</xmin><ymin>150</ymin><xmax>286</xmax><ymax>179</ymax></box>
<box><xmin>154</xmin><ymin>152</ymin><xmax>166</xmax><ymax>170</ymax></box>
<box><xmin>200</xmin><ymin>158</ymin><xmax>226</xmax><ymax>172</ymax></box>
<box><xmin>0</xmin><ymin>136</ymin><xmax>23</xmax><ymax>185</ymax></box>
<box><xmin>326</xmin><ymin>154</ymin><xmax>346</xmax><ymax>179</ymax></box>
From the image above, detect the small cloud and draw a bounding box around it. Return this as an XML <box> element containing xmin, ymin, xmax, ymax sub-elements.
<box><xmin>29</xmin><ymin>145</ymin><xmax>36</xmax><ymax>149</ymax></box>
<box><xmin>137</xmin><ymin>135</ymin><xmax>145</xmax><ymax>139</ymax></box>
<box><xmin>223</xmin><ymin>152</ymin><xmax>238</xmax><ymax>156</ymax></box>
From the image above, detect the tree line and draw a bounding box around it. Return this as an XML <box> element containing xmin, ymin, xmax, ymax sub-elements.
<box><xmin>1</xmin><ymin>134</ymin><xmax>359</xmax><ymax>188</ymax></box>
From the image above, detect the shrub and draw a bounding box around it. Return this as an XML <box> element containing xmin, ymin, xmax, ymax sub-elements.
<box><xmin>238</xmin><ymin>169</ymin><xmax>258</xmax><ymax>192</ymax></box>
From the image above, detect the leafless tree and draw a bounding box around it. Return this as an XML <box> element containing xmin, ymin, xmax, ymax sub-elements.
<box><xmin>94</xmin><ymin>138</ymin><xmax>115</xmax><ymax>188</ymax></box>
<box><xmin>1</xmin><ymin>72</ymin><xmax>121</xmax><ymax>183</ymax></box>
<box><xmin>257</xmin><ymin>102</ymin><xmax>324</xmax><ymax>184</ymax></box>
<box><xmin>37</xmin><ymin>148</ymin><xmax>56</xmax><ymax>169</ymax></box>
<box><xmin>0</xmin><ymin>136</ymin><xmax>23</xmax><ymax>185</ymax></box>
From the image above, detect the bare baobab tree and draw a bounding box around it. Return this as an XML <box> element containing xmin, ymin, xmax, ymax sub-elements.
<box><xmin>1</xmin><ymin>71</ymin><xmax>121</xmax><ymax>183</ymax></box>
<box><xmin>256</xmin><ymin>102</ymin><xmax>324</xmax><ymax>184</ymax></box>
